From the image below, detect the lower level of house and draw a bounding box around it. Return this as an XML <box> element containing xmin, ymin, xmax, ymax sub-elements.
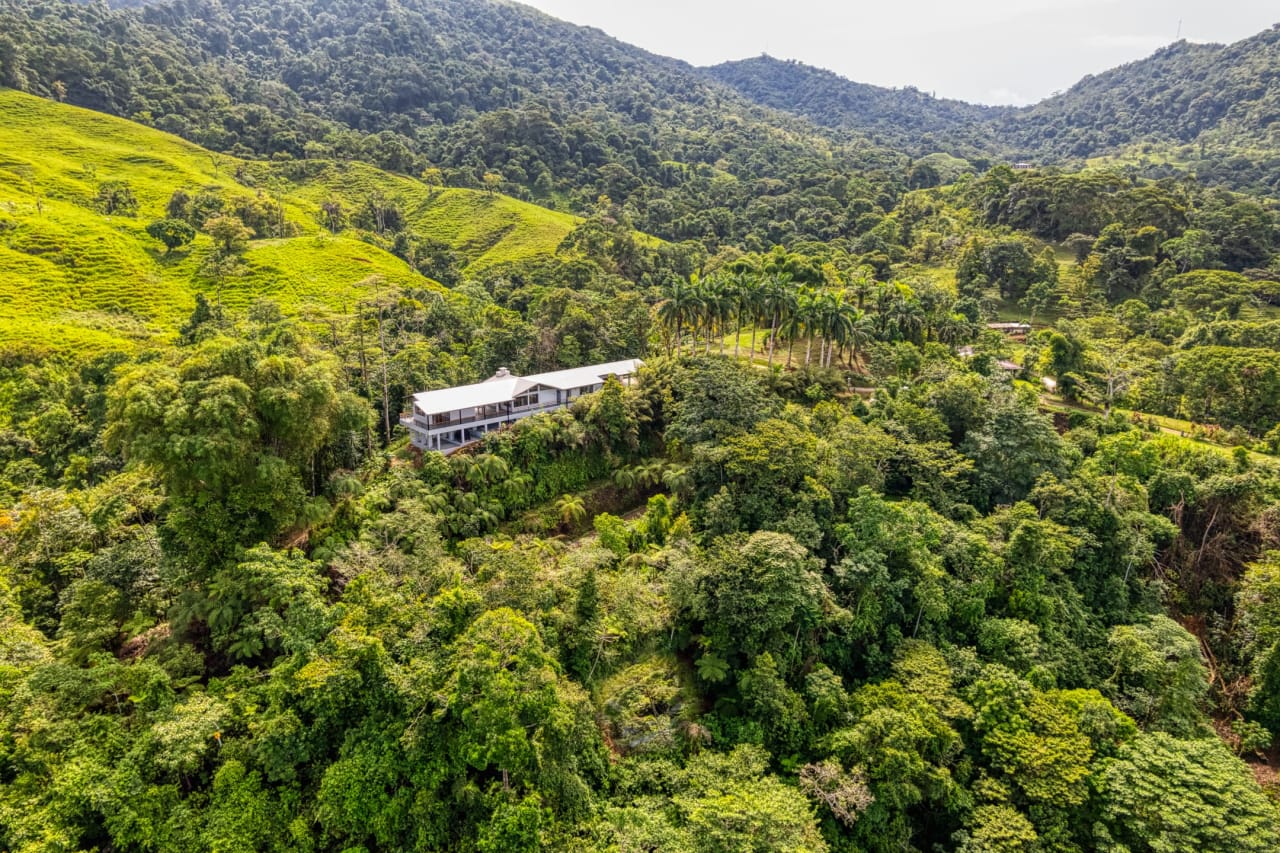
<box><xmin>403</xmin><ymin>403</ymin><xmax>554</xmax><ymax>453</ymax></box>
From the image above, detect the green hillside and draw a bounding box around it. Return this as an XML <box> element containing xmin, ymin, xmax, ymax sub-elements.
<box><xmin>0</xmin><ymin>89</ymin><xmax>579</xmax><ymax>357</ymax></box>
<box><xmin>710</xmin><ymin>28</ymin><xmax>1280</xmax><ymax>194</ymax></box>
<box><xmin>705</xmin><ymin>55</ymin><xmax>1008</xmax><ymax>159</ymax></box>
<box><xmin>0</xmin><ymin>0</ymin><xmax>906</xmax><ymax>249</ymax></box>
<box><xmin>278</xmin><ymin>160</ymin><xmax>580</xmax><ymax>272</ymax></box>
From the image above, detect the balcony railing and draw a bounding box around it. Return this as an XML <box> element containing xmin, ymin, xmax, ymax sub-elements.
<box><xmin>402</xmin><ymin>399</ymin><xmax>567</xmax><ymax>434</ymax></box>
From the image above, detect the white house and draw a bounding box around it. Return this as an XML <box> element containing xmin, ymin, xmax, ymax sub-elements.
<box><xmin>400</xmin><ymin>358</ymin><xmax>644</xmax><ymax>453</ymax></box>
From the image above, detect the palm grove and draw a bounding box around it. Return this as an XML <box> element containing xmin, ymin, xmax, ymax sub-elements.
<box><xmin>4</xmin><ymin>1</ymin><xmax>1280</xmax><ymax>852</ymax></box>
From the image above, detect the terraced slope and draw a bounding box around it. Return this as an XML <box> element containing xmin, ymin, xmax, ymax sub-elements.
<box><xmin>0</xmin><ymin>90</ymin><xmax>580</xmax><ymax>357</ymax></box>
<box><xmin>278</xmin><ymin>160</ymin><xmax>580</xmax><ymax>272</ymax></box>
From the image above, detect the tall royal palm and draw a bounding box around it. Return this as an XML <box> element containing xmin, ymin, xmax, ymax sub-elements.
<box><xmin>686</xmin><ymin>276</ymin><xmax>709</xmax><ymax>354</ymax></box>
<box><xmin>742</xmin><ymin>271</ymin><xmax>765</xmax><ymax>364</ymax></box>
<box><xmin>823</xmin><ymin>294</ymin><xmax>856</xmax><ymax>368</ymax></box>
<box><xmin>848</xmin><ymin>265</ymin><xmax>876</xmax><ymax>311</ymax></box>
<box><xmin>794</xmin><ymin>288</ymin><xmax>820</xmax><ymax>367</ymax></box>
<box><xmin>846</xmin><ymin>306</ymin><xmax>874</xmax><ymax>369</ymax></box>
<box><xmin>780</xmin><ymin>306</ymin><xmax>803</xmax><ymax>369</ymax></box>
<box><xmin>710</xmin><ymin>276</ymin><xmax>735</xmax><ymax>356</ymax></box>
<box><xmin>728</xmin><ymin>270</ymin><xmax>753</xmax><ymax>362</ymax></box>
<box><xmin>936</xmin><ymin>311</ymin><xmax>974</xmax><ymax>346</ymax></box>
<box><xmin>656</xmin><ymin>276</ymin><xmax>692</xmax><ymax>357</ymax></box>
<box><xmin>872</xmin><ymin>281</ymin><xmax>897</xmax><ymax>338</ymax></box>
<box><xmin>890</xmin><ymin>289</ymin><xmax>926</xmax><ymax>344</ymax></box>
<box><xmin>765</xmin><ymin>272</ymin><xmax>795</xmax><ymax>370</ymax></box>
<box><xmin>692</xmin><ymin>276</ymin><xmax>722</xmax><ymax>355</ymax></box>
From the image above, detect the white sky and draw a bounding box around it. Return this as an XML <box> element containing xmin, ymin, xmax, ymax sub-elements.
<box><xmin>521</xmin><ymin>0</ymin><xmax>1279</xmax><ymax>105</ymax></box>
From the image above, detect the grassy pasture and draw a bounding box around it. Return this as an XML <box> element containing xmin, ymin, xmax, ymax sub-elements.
<box><xmin>0</xmin><ymin>89</ymin><xmax>580</xmax><ymax>358</ymax></box>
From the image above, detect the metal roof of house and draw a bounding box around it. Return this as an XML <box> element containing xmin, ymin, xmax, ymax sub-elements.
<box><xmin>411</xmin><ymin>376</ymin><xmax>533</xmax><ymax>414</ymax></box>
<box><xmin>410</xmin><ymin>359</ymin><xmax>643</xmax><ymax>415</ymax></box>
<box><xmin>523</xmin><ymin>358</ymin><xmax>644</xmax><ymax>390</ymax></box>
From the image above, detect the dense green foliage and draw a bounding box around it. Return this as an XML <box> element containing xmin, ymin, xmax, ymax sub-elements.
<box><xmin>712</xmin><ymin>28</ymin><xmax>1280</xmax><ymax>195</ymax></box>
<box><xmin>8</xmin><ymin>332</ymin><xmax>1280</xmax><ymax>850</ymax></box>
<box><xmin>1006</xmin><ymin>29</ymin><xmax>1280</xmax><ymax>188</ymax></box>
<box><xmin>707</xmin><ymin>55</ymin><xmax>1008</xmax><ymax>160</ymax></box>
<box><xmin>3</xmin><ymin>1</ymin><xmax>1280</xmax><ymax>850</ymax></box>
<box><xmin>0</xmin><ymin>0</ymin><xmax>909</xmax><ymax>248</ymax></box>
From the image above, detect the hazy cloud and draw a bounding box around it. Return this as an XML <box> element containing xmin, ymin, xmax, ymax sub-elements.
<box><xmin>1083</xmin><ymin>33</ymin><xmax>1174</xmax><ymax>50</ymax></box>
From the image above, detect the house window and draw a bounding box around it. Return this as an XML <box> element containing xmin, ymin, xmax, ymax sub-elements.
<box><xmin>513</xmin><ymin>393</ymin><xmax>532</xmax><ymax>408</ymax></box>
<box><xmin>432</xmin><ymin>412</ymin><xmax>450</xmax><ymax>426</ymax></box>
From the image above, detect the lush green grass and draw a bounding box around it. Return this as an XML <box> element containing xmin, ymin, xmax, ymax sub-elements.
<box><xmin>900</xmin><ymin>264</ymin><xmax>957</xmax><ymax>294</ymax></box>
<box><xmin>412</xmin><ymin>188</ymin><xmax>579</xmax><ymax>271</ymax></box>
<box><xmin>1038</xmin><ymin>393</ymin><xmax>1279</xmax><ymax>466</ymax></box>
<box><xmin>280</xmin><ymin>161</ymin><xmax>579</xmax><ymax>272</ymax></box>
<box><xmin>0</xmin><ymin>89</ymin><xmax>581</xmax><ymax>358</ymax></box>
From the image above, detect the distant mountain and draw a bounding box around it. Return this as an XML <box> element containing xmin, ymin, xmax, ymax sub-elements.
<box><xmin>705</xmin><ymin>56</ymin><xmax>1008</xmax><ymax>159</ymax></box>
<box><xmin>0</xmin><ymin>0</ymin><xmax>909</xmax><ymax>247</ymax></box>
<box><xmin>3</xmin><ymin>0</ymin><xmax>1278</xmax><ymax>211</ymax></box>
<box><xmin>1003</xmin><ymin>27</ymin><xmax>1280</xmax><ymax>159</ymax></box>
<box><xmin>709</xmin><ymin>26</ymin><xmax>1280</xmax><ymax>193</ymax></box>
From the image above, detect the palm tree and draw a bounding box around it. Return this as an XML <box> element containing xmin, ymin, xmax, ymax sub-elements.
<box><xmin>655</xmin><ymin>276</ymin><xmax>692</xmax><ymax>357</ymax></box>
<box><xmin>706</xmin><ymin>275</ymin><xmax>727</xmax><ymax>356</ymax></box>
<box><xmin>449</xmin><ymin>454</ymin><xmax>475</xmax><ymax>488</ymax></box>
<box><xmin>613</xmin><ymin>466</ymin><xmax>638</xmax><ymax>489</ymax></box>
<box><xmin>871</xmin><ymin>282</ymin><xmax>897</xmax><ymax>338</ymax></box>
<box><xmin>780</xmin><ymin>299</ymin><xmax>805</xmax><ymax>369</ymax></box>
<box><xmin>795</xmin><ymin>289</ymin><xmax>821</xmax><ymax>367</ymax></box>
<box><xmin>773</xmin><ymin>294</ymin><xmax>793</xmax><ymax>366</ymax></box>
<box><xmin>847</xmin><ymin>265</ymin><xmax>876</xmax><ymax>311</ymax></box>
<box><xmin>845</xmin><ymin>307</ymin><xmax>874</xmax><ymax>369</ymax></box>
<box><xmin>546</xmin><ymin>411</ymin><xmax>573</xmax><ymax>446</ymax></box>
<box><xmin>823</xmin><ymin>295</ymin><xmax>856</xmax><ymax>369</ymax></box>
<box><xmin>686</xmin><ymin>277</ymin><xmax>710</xmax><ymax>354</ymax></box>
<box><xmin>621</xmin><ymin>548</ymin><xmax>658</xmax><ymax>572</ymax></box>
<box><xmin>816</xmin><ymin>291</ymin><xmax>844</xmax><ymax>367</ymax></box>
<box><xmin>936</xmin><ymin>312</ymin><xmax>974</xmax><ymax>346</ymax></box>
<box><xmin>529</xmin><ymin>536</ymin><xmax>567</xmax><ymax>559</ymax></box>
<box><xmin>889</xmin><ymin>289</ymin><xmax>925</xmax><ymax>344</ymax></box>
<box><xmin>742</xmin><ymin>272</ymin><xmax>764</xmax><ymax>364</ymax></box>
<box><xmin>728</xmin><ymin>271</ymin><xmax>751</xmax><ymax>361</ymax></box>
<box><xmin>501</xmin><ymin>471</ymin><xmax>534</xmax><ymax>502</ymax></box>
<box><xmin>555</xmin><ymin>493</ymin><xmax>587</xmax><ymax>528</ymax></box>
<box><xmin>637</xmin><ymin>459</ymin><xmax>666</xmax><ymax>488</ymax></box>
<box><xmin>523</xmin><ymin>415</ymin><xmax>556</xmax><ymax>448</ymax></box>
<box><xmin>915</xmin><ymin>285</ymin><xmax>948</xmax><ymax>343</ymax></box>
<box><xmin>709</xmin><ymin>276</ymin><xmax>733</xmax><ymax>356</ymax></box>
<box><xmin>764</xmin><ymin>272</ymin><xmax>795</xmax><ymax>369</ymax></box>
<box><xmin>479</xmin><ymin>497</ymin><xmax>505</xmax><ymax>525</ymax></box>
<box><xmin>467</xmin><ymin>453</ymin><xmax>510</xmax><ymax>488</ymax></box>
<box><xmin>564</xmin><ymin>420</ymin><xmax>591</xmax><ymax>450</ymax></box>
<box><xmin>447</xmin><ymin>490</ymin><xmax>497</xmax><ymax>537</ymax></box>
<box><xmin>420</xmin><ymin>488</ymin><xmax>449</xmax><ymax>514</ymax></box>
<box><xmin>662</xmin><ymin>464</ymin><xmax>692</xmax><ymax>494</ymax></box>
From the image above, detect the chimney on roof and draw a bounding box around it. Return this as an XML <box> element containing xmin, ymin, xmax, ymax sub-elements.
<box><xmin>493</xmin><ymin>367</ymin><xmax>510</xmax><ymax>378</ymax></box>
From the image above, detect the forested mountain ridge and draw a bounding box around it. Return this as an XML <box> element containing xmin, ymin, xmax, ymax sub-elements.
<box><xmin>1005</xmin><ymin>27</ymin><xmax>1280</xmax><ymax>160</ymax></box>
<box><xmin>6</xmin><ymin>0</ymin><xmax>1278</xmax><ymax>227</ymax></box>
<box><xmin>711</xmin><ymin>25</ymin><xmax>1280</xmax><ymax>194</ymax></box>
<box><xmin>0</xmin><ymin>0</ymin><xmax>908</xmax><ymax>248</ymax></box>
<box><xmin>705</xmin><ymin>55</ymin><xmax>1009</xmax><ymax>158</ymax></box>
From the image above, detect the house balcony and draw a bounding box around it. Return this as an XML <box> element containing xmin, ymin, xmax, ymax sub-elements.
<box><xmin>401</xmin><ymin>399</ymin><xmax>570</xmax><ymax>453</ymax></box>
